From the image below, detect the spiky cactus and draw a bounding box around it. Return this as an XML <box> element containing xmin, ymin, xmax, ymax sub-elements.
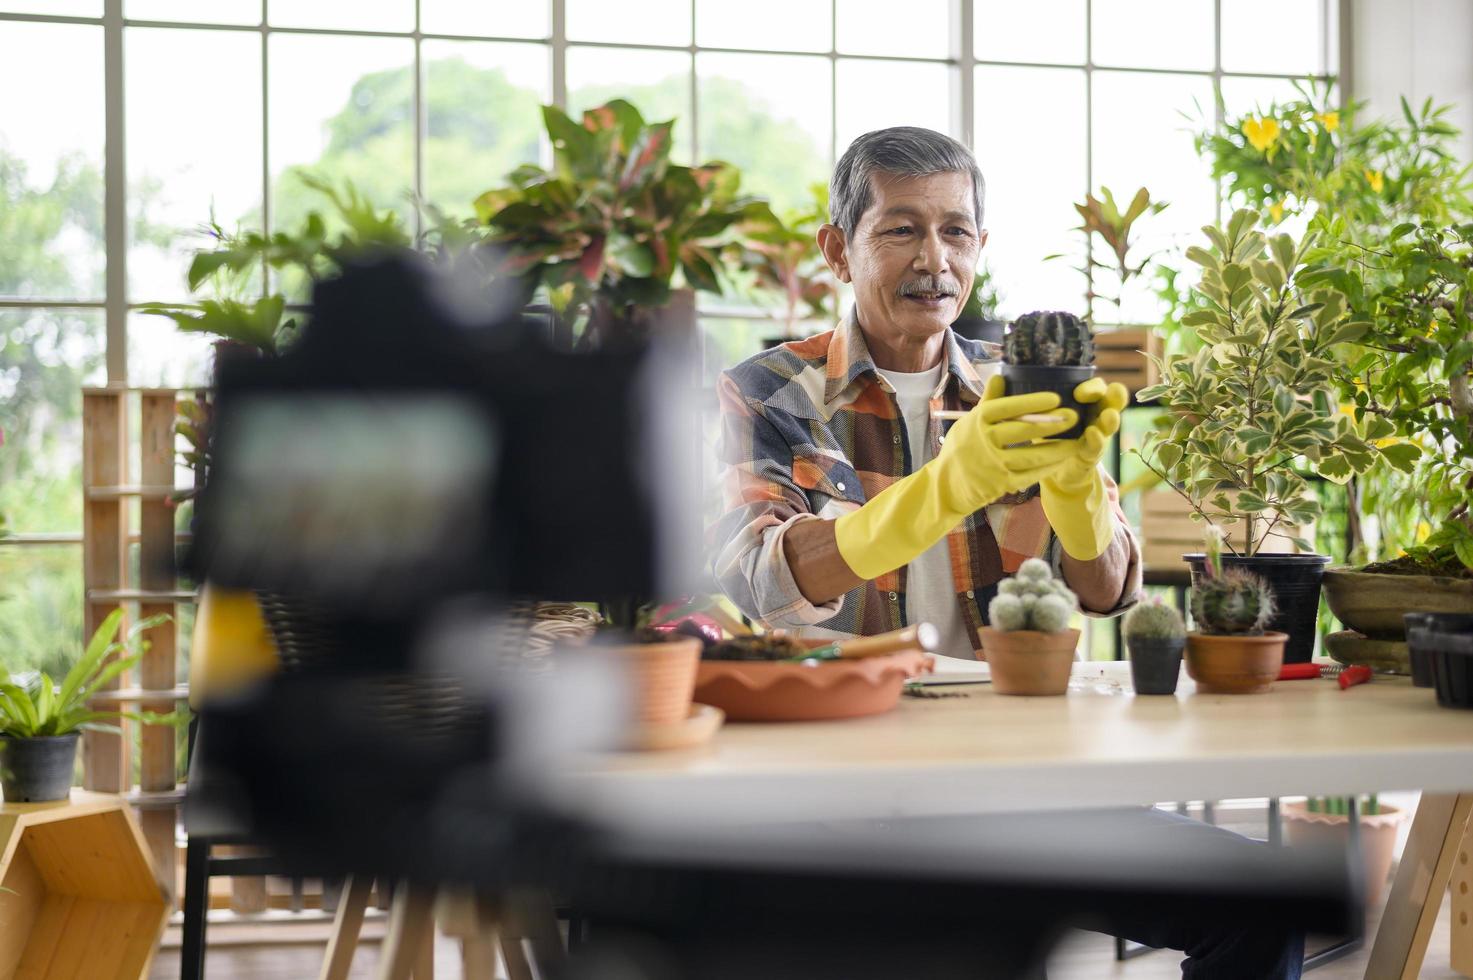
<box><xmin>1190</xmin><ymin>568</ymin><xmax>1277</xmax><ymax>635</ymax></box>
<box><xmin>1123</xmin><ymin>597</ymin><xmax>1186</xmax><ymax>641</ymax></box>
<box><xmin>1003</xmin><ymin>311</ymin><xmax>1095</xmax><ymax>367</ymax></box>
<box><xmin>988</xmin><ymin>557</ymin><xmax>1078</xmax><ymax>633</ymax></box>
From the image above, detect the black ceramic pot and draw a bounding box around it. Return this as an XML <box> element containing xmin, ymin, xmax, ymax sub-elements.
<box><xmin>0</xmin><ymin>733</ymin><xmax>79</xmax><ymax>803</ymax></box>
<box><xmin>1405</xmin><ymin>613</ymin><xmax>1473</xmax><ymax>701</ymax></box>
<box><xmin>1127</xmin><ymin>636</ymin><xmax>1185</xmax><ymax>695</ymax></box>
<box><xmin>999</xmin><ymin>363</ymin><xmax>1095</xmax><ymax>439</ymax></box>
<box><xmin>1183</xmin><ymin>553</ymin><xmax>1330</xmax><ymax>665</ymax></box>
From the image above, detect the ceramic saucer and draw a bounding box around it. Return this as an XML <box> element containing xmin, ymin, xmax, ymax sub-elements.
<box><xmin>632</xmin><ymin>703</ymin><xmax>724</xmax><ymax>751</ymax></box>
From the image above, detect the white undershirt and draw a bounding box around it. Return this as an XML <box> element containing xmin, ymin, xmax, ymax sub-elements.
<box><xmin>875</xmin><ymin>363</ymin><xmax>976</xmax><ymax>660</ymax></box>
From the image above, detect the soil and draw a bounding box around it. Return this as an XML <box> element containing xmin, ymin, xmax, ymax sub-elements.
<box><xmin>702</xmin><ymin>635</ymin><xmax>809</xmax><ymax>662</ymax></box>
<box><xmin>1360</xmin><ymin>554</ymin><xmax>1473</xmax><ymax>579</ymax></box>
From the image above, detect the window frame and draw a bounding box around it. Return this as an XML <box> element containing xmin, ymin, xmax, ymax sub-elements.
<box><xmin>0</xmin><ymin>0</ymin><xmax>1341</xmax><ymax>544</ymax></box>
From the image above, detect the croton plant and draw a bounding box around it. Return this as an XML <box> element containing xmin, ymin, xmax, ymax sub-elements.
<box><xmin>473</xmin><ymin>99</ymin><xmax>774</xmax><ymax>346</ymax></box>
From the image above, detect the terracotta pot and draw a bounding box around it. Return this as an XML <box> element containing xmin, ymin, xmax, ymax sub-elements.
<box><xmin>1281</xmin><ymin>801</ymin><xmax>1407</xmax><ymax>908</ymax></box>
<box><xmin>694</xmin><ymin>649</ymin><xmax>932</xmax><ymax>722</ymax></box>
<box><xmin>605</xmin><ymin>638</ymin><xmax>701</xmax><ymax>726</ymax></box>
<box><xmin>1185</xmin><ymin>631</ymin><xmax>1286</xmax><ymax>694</ymax></box>
<box><xmin>977</xmin><ymin>628</ymin><xmax>1080</xmax><ymax>696</ymax></box>
<box><xmin>1323</xmin><ymin>568</ymin><xmax>1473</xmax><ymax>640</ymax></box>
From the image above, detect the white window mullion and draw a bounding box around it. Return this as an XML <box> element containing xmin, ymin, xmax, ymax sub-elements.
<box><xmin>103</xmin><ymin>0</ymin><xmax>127</xmax><ymax>384</ymax></box>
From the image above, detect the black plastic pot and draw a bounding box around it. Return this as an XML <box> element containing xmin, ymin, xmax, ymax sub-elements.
<box><xmin>952</xmin><ymin>316</ymin><xmax>1006</xmax><ymax>347</ymax></box>
<box><xmin>999</xmin><ymin>363</ymin><xmax>1096</xmax><ymax>439</ymax></box>
<box><xmin>1127</xmin><ymin>636</ymin><xmax>1185</xmax><ymax>695</ymax></box>
<box><xmin>1183</xmin><ymin>553</ymin><xmax>1331</xmax><ymax>665</ymax></box>
<box><xmin>1405</xmin><ymin>613</ymin><xmax>1473</xmax><ymax>697</ymax></box>
<box><xmin>0</xmin><ymin>733</ymin><xmax>79</xmax><ymax>802</ymax></box>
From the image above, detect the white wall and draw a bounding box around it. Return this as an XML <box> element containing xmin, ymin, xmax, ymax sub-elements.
<box><xmin>1353</xmin><ymin>0</ymin><xmax>1473</xmax><ymax>162</ymax></box>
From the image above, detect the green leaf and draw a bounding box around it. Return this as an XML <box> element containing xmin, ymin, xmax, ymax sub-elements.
<box><xmin>1222</xmin><ymin>263</ymin><xmax>1252</xmax><ymax>297</ymax></box>
<box><xmin>1378</xmin><ymin>442</ymin><xmax>1423</xmax><ymax>473</ymax></box>
<box><xmin>1389</xmin><ymin>222</ymin><xmax>1416</xmax><ymax>242</ymax></box>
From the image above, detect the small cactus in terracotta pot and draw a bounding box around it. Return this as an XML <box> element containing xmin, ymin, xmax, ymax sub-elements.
<box><xmin>1123</xmin><ymin>597</ymin><xmax>1187</xmax><ymax>695</ymax></box>
<box><xmin>1186</xmin><ymin>539</ymin><xmax>1287</xmax><ymax>694</ymax></box>
<box><xmin>980</xmin><ymin>558</ymin><xmax>1081</xmax><ymax>696</ymax></box>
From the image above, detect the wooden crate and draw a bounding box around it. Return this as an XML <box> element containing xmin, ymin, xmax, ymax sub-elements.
<box><xmin>0</xmin><ymin>791</ymin><xmax>168</xmax><ymax>979</ymax></box>
<box><xmin>1139</xmin><ymin>489</ymin><xmax>1309</xmax><ymax>572</ymax></box>
<box><xmin>1094</xmin><ymin>327</ymin><xmax>1163</xmax><ymax>395</ymax></box>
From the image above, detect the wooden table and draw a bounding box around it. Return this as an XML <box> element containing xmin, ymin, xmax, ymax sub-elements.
<box><xmin>558</xmin><ymin>665</ymin><xmax>1473</xmax><ymax>980</ymax></box>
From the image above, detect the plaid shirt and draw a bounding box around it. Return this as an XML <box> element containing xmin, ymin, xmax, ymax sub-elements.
<box><xmin>710</xmin><ymin>312</ymin><xmax>1140</xmax><ymax>648</ymax></box>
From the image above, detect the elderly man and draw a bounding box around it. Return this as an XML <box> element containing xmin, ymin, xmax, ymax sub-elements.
<box><xmin>712</xmin><ymin>126</ymin><xmax>1138</xmax><ymax>657</ymax></box>
<box><xmin>710</xmin><ymin>127</ymin><xmax>1305</xmax><ymax>979</ymax></box>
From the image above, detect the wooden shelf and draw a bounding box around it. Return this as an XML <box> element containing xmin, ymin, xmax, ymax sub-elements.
<box><xmin>86</xmin><ymin>485</ymin><xmax>193</xmax><ymax>500</ymax></box>
<box><xmin>126</xmin><ymin>788</ymin><xmax>187</xmax><ymax>809</ymax></box>
<box><xmin>0</xmin><ymin>791</ymin><xmax>168</xmax><ymax>979</ymax></box>
<box><xmin>89</xmin><ymin>686</ymin><xmax>191</xmax><ymax>704</ymax></box>
<box><xmin>86</xmin><ymin>589</ymin><xmax>198</xmax><ymax>604</ymax></box>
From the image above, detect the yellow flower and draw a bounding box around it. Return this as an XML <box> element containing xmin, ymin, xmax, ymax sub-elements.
<box><xmin>1365</xmin><ymin>169</ymin><xmax>1385</xmax><ymax>193</ymax></box>
<box><xmin>1243</xmin><ymin>117</ymin><xmax>1281</xmax><ymax>152</ymax></box>
<box><xmin>1315</xmin><ymin>111</ymin><xmax>1340</xmax><ymax>132</ymax></box>
<box><xmin>1268</xmin><ymin>201</ymin><xmax>1285</xmax><ymax>223</ymax></box>
<box><xmin>1417</xmin><ymin>521</ymin><xmax>1431</xmax><ymax>543</ymax></box>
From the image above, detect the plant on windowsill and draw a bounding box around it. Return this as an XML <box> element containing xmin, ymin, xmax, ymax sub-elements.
<box><xmin>950</xmin><ymin>260</ymin><xmax>1005</xmax><ymax>347</ymax></box>
<box><xmin>735</xmin><ymin>182</ymin><xmax>836</xmax><ymax>350</ymax></box>
<box><xmin>1122</xmin><ymin>597</ymin><xmax>1187</xmax><ymax>695</ymax></box>
<box><xmin>1132</xmin><ymin>208</ymin><xmax>1394</xmax><ymax>663</ymax></box>
<box><xmin>979</xmin><ymin>558</ymin><xmax>1081</xmax><ymax>696</ymax></box>
<box><xmin>999</xmin><ymin>310</ymin><xmax>1096</xmax><ymax>440</ymax></box>
<box><xmin>473</xmin><ymin>98</ymin><xmax>767</xmax><ymax>350</ymax></box>
<box><xmin>1184</xmin><ymin>534</ymin><xmax>1285</xmax><ymax>695</ymax></box>
<box><xmin>0</xmin><ymin>609</ymin><xmax>184</xmax><ymax>802</ymax></box>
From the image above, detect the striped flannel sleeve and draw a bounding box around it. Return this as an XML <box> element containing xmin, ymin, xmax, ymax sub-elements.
<box><xmin>708</xmin><ymin>370</ymin><xmax>844</xmax><ymax>628</ymax></box>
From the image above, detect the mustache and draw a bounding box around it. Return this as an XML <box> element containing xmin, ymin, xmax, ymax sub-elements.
<box><xmin>897</xmin><ymin>276</ymin><xmax>960</xmax><ymax>298</ymax></box>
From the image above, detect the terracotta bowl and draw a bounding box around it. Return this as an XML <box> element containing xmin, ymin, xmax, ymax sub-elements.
<box><xmin>1185</xmin><ymin>631</ymin><xmax>1286</xmax><ymax>694</ymax></box>
<box><xmin>694</xmin><ymin>644</ymin><xmax>933</xmax><ymax>722</ymax></box>
<box><xmin>978</xmin><ymin>627</ymin><xmax>1080</xmax><ymax>696</ymax></box>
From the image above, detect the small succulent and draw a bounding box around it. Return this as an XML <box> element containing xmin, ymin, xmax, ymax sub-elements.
<box><xmin>1123</xmin><ymin>597</ymin><xmax>1186</xmax><ymax>641</ymax></box>
<box><xmin>1190</xmin><ymin>568</ymin><xmax>1277</xmax><ymax>636</ymax></box>
<box><xmin>988</xmin><ymin>558</ymin><xmax>1078</xmax><ymax>633</ymax></box>
<box><xmin>1003</xmin><ymin>310</ymin><xmax>1095</xmax><ymax>367</ymax></box>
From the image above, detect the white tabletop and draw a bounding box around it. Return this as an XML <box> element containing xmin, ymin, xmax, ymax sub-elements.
<box><xmin>550</xmin><ymin>663</ymin><xmax>1473</xmax><ymax>830</ymax></box>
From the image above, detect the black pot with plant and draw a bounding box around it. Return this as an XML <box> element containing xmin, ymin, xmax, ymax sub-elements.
<box><xmin>1000</xmin><ymin>311</ymin><xmax>1096</xmax><ymax>439</ymax></box>
<box><xmin>1122</xmin><ymin>597</ymin><xmax>1187</xmax><ymax>695</ymax></box>
<box><xmin>0</xmin><ymin>609</ymin><xmax>182</xmax><ymax>802</ymax></box>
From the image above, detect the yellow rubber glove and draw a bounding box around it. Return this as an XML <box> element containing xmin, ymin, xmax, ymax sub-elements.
<box><xmin>1039</xmin><ymin>378</ymin><xmax>1130</xmax><ymax>560</ymax></box>
<box><xmin>834</xmin><ymin>375</ymin><xmax>1080</xmax><ymax>581</ymax></box>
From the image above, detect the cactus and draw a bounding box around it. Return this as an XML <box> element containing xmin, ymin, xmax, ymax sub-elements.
<box><xmin>1190</xmin><ymin>568</ymin><xmax>1277</xmax><ymax>635</ymax></box>
<box><xmin>988</xmin><ymin>557</ymin><xmax>1079</xmax><ymax>632</ymax></box>
<box><xmin>1123</xmin><ymin>597</ymin><xmax>1186</xmax><ymax>641</ymax></box>
<box><xmin>1003</xmin><ymin>311</ymin><xmax>1095</xmax><ymax>367</ymax></box>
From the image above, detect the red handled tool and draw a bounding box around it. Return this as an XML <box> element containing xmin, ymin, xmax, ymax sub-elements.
<box><xmin>1276</xmin><ymin>662</ymin><xmax>1373</xmax><ymax>688</ymax></box>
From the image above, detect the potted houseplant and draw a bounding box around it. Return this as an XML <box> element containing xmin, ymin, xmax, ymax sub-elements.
<box><xmin>1134</xmin><ymin>208</ymin><xmax>1389</xmax><ymax>662</ymax></box>
<box><xmin>0</xmin><ymin>609</ymin><xmax>177</xmax><ymax>802</ymax></box>
<box><xmin>475</xmin><ymin>99</ymin><xmax>764</xmax><ymax>350</ymax></box>
<box><xmin>1309</xmin><ymin>222</ymin><xmax>1473</xmax><ymax>673</ymax></box>
<box><xmin>738</xmin><ymin>183</ymin><xmax>836</xmax><ymax>352</ymax></box>
<box><xmin>1122</xmin><ymin>597</ymin><xmax>1187</xmax><ymax>695</ymax></box>
<box><xmin>950</xmin><ymin>261</ymin><xmax>1006</xmax><ymax>348</ymax></box>
<box><xmin>1185</xmin><ymin>542</ymin><xmax>1286</xmax><ymax>694</ymax></box>
<box><xmin>980</xmin><ymin>558</ymin><xmax>1081</xmax><ymax>696</ymax></box>
<box><xmin>1281</xmin><ymin>795</ymin><xmax>1408</xmax><ymax>907</ymax></box>
<box><xmin>1000</xmin><ymin>310</ymin><xmax>1096</xmax><ymax>440</ymax></box>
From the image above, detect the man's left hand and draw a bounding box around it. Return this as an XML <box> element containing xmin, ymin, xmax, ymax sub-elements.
<box><xmin>1040</xmin><ymin>379</ymin><xmax>1129</xmax><ymax>560</ymax></box>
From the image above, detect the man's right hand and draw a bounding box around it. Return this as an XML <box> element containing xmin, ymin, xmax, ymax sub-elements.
<box><xmin>831</xmin><ymin>375</ymin><xmax>1078</xmax><ymax>582</ymax></box>
<box><xmin>935</xmin><ymin>373</ymin><xmax>1081</xmax><ymax>514</ymax></box>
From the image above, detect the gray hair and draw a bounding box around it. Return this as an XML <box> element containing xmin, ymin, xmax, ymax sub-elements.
<box><xmin>829</xmin><ymin>127</ymin><xmax>986</xmax><ymax>236</ymax></box>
